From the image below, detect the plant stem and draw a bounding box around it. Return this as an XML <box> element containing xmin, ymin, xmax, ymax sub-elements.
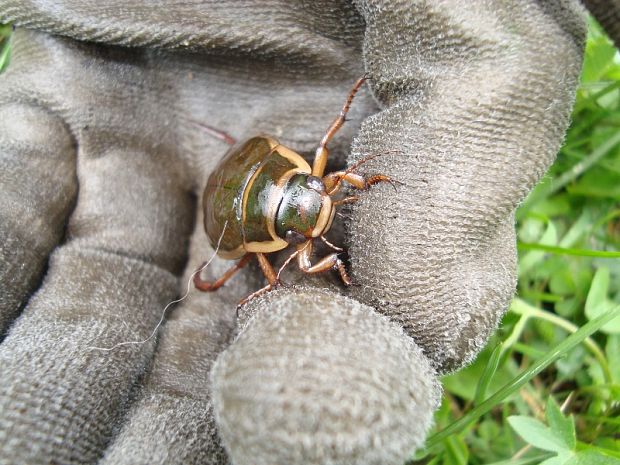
<box><xmin>511</xmin><ymin>298</ymin><xmax>613</xmax><ymax>384</ymax></box>
<box><xmin>517</xmin><ymin>243</ymin><xmax>620</xmax><ymax>258</ymax></box>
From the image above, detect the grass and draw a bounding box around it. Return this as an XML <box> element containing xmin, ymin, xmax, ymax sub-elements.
<box><xmin>0</xmin><ymin>24</ymin><xmax>10</xmax><ymax>71</ymax></box>
<box><xmin>1</xmin><ymin>16</ymin><xmax>619</xmax><ymax>465</ymax></box>
<box><xmin>417</xmin><ymin>18</ymin><xmax>620</xmax><ymax>465</ymax></box>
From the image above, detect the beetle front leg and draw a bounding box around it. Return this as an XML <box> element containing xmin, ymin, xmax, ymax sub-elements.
<box><xmin>296</xmin><ymin>240</ymin><xmax>351</xmax><ymax>286</ymax></box>
<box><xmin>194</xmin><ymin>253</ymin><xmax>252</xmax><ymax>292</ymax></box>
<box><xmin>311</xmin><ymin>77</ymin><xmax>366</xmax><ymax>177</ymax></box>
<box><xmin>323</xmin><ymin>171</ymin><xmax>394</xmax><ymax>195</ymax></box>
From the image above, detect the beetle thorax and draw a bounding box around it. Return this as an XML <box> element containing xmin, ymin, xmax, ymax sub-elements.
<box><xmin>275</xmin><ymin>174</ymin><xmax>334</xmax><ymax>243</ymax></box>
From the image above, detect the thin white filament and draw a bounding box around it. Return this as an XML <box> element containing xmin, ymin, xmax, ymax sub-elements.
<box><xmin>89</xmin><ymin>220</ymin><xmax>229</xmax><ymax>352</ymax></box>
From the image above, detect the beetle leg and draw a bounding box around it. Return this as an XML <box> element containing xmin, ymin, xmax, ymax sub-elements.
<box><xmin>312</xmin><ymin>76</ymin><xmax>366</xmax><ymax>177</ymax></box>
<box><xmin>194</xmin><ymin>253</ymin><xmax>253</xmax><ymax>292</ymax></box>
<box><xmin>236</xmin><ymin>253</ymin><xmax>280</xmax><ymax>308</ymax></box>
<box><xmin>333</xmin><ymin>196</ymin><xmax>359</xmax><ymax>207</ymax></box>
<box><xmin>255</xmin><ymin>252</ymin><xmax>279</xmax><ymax>286</ymax></box>
<box><xmin>296</xmin><ymin>240</ymin><xmax>351</xmax><ymax>285</ymax></box>
<box><xmin>324</xmin><ymin>171</ymin><xmax>395</xmax><ymax>195</ymax></box>
<box><xmin>237</xmin><ymin>283</ymin><xmax>274</xmax><ymax>308</ymax></box>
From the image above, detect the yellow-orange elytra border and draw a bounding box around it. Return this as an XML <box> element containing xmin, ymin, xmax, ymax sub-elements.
<box><xmin>215</xmin><ymin>245</ymin><xmax>247</xmax><ymax>260</ymax></box>
<box><xmin>311</xmin><ymin>195</ymin><xmax>333</xmax><ymax>237</ymax></box>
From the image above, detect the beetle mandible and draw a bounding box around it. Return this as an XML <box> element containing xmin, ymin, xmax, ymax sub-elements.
<box><xmin>194</xmin><ymin>77</ymin><xmax>392</xmax><ymax>306</ymax></box>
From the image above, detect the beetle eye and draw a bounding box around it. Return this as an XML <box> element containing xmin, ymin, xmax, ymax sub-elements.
<box><xmin>306</xmin><ymin>175</ymin><xmax>325</xmax><ymax>192</ymax></box>
<box><xmin>285</xmin><ymin>229</ymin><xmax>306</xmax><ymax>245</ymax></box>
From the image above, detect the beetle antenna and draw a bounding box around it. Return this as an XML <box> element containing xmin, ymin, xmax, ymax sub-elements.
<box><xmin>190</xmin><ymin>120</ymin><xmax>236</xmax><ymax>146</ymax></box>
<box><xmin>88</xmin><ymin>220</ymin><xmax>229</xmax><ymax>352</ymax></box>
<box><xmin>275</xmin><ymin>240</ymin><xmax>314</xmax><ymax>281</ymax></box>
<box><xmin>320</xmin><ymin>235</ymin><xmax>344</xmax><ymax>252</ymax></box>
<box><xmin>276</xmin><ymin>249</ymin><xmax>299</xmax><ymax>281</ymax></box>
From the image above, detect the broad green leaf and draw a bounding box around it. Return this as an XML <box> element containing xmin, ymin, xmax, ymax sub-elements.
<box><xmin>545</xmin><ymin>398</ymin><xmax>576</xmax><ymax>450</ymax></box>
<box><xmin>607</xmin><ymin>335</ymin><xmax>620</xmax><ymax>383</ymax></box>
<box><xmin>533</xmin><ymin>318</ymin><xmax>558</xmax><ymax>345</ymax></box>
<box><xmin>593</xmin><ymin>439</ymin><xmax>620</xmax><ymax>458</ymax></box>
<box><xmin>539</xmin><ymin>457</ymin><xmax>565</xmax><ymax>465</ymax></box>
<box><xmin>587</xmin><ymin>362</ymin><xmax>606</xmax><ymax>385</ymax></box>
<box><xmin>532</xmin><ymin>256</ymin><xmax>571</xmax><ymax>282</ymax></box>
<box><xmin>568</xmin><ymin>450</ymin><xmax>620</xmax><ymax>465</ymax></box>
<box><xmin>556</xmin><ymin>346</ymin><xmax>586</xmax><ymax>380</ymax></box>
<box><xmin>549</xmin><ymin>270</ymin><xmax>576</xmax><ymax>296</ymax></box>
<box><xmin>585</xmin><ymin>267</ymin><xmax>620</xmax><ymax>333</ymax></box>
<box><xmin>586</xmin><ymin>267</ymin><xmax>610</xmax><ymax>306</ymax></box>
<box><xmin>507</xmin><ymin>416</ymin><xmax>568</xmax><ymax>453</ymax></box>
<box><xmin>555</xmin><ymin>297</ymin><xmax>580</xmax><ymax>318</ymax></box>
<box><xmin>539</xmin><ymin>452</ymin><xmax>573</xmax><ymax>465</ymax></box>
<box><xmin>574</xmin><ymin>267</ymin><xmax>595</xmax><ymax>298</ymax></box>
<box><xmin>519</xmin><ymin>217</ymin><xmax>547</xmax><ymax>243</ymax></box>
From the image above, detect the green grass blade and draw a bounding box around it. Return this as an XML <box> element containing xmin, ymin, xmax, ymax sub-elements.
<box><xmin>0</xmin><ymin>39</ymin><xmax>10</xmax><ymax>72</ymax></box>
<box><xmin>517</xmin><ymin>242</ymin><xmax>620</xmax><ymax>258</ymax></box>
<box><xmin>483</xmin><ymin>453</ymin><xmax>554</xmax><ymax>465</ymax></box>
<box><xmin>424</xmin><ymin>306</ymin><xmax>620</xmax><ymax>449</ymax></box>
<box><xmin>473</xmin><ymin>343</ymin><xmax>503</xmax><ymax>405</ymax></box>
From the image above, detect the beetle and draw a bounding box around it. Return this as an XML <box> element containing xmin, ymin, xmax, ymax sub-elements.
<box><xmin>194</xmin><ymin>77</ymin><xmax>392</xmax><ymax>305</ymax></box>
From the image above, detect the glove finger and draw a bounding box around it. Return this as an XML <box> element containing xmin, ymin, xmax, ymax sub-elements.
<box><xmin>213</xmin><ymin>287</ymin><xmax>441</xmax><ymax>465</ymax></box>
<box><xmin>99</xmin><ymin>206</ymin><xmax>248</xmax><ymax>465</ymax></box>
<box><xmin>0</xmin><ymin>30</ymin><xmax>195</xmax><ymax>464</ymax></box>
<box><xmin>100</xmin><ymin>296</ymin><xmax>232</xmax><ymax>465</ymax></box>
<box><xmin>346</xmin><ymin>0</ymin><xmax>586</xmax><ymax>373</ymax></box>
<box><xmin>0</xmin><ymin>36</ymin><xmax>78</xmax><ymax>332</ymax></box>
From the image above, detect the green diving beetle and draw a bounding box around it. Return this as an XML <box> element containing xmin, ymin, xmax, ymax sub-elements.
<box><xmin>194</xmin><ymin>77</ymin><xmax>392</xmax><ymax>305</ymax></box>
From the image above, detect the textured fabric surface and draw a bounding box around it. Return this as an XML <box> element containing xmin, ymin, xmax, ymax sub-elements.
<box><xmin>215</xmin><ymin>288</ymin><xmax>440</xmax><ymax>465</ymax></box>
<box><xmin>0</xmin><ymin>0</ymin><xmax>605</xmax><ymax>464</ymax></box>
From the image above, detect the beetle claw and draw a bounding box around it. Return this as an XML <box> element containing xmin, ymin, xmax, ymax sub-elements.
<box><xmin>236</xmin><ymin>282</ymin><xmax>279</xmax><ymax>308</ymax></box>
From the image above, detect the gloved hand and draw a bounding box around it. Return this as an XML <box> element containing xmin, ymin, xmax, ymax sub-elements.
<box><xmin>0</xmin><ymin>1</ymin><xmax>610</xmax><ymax>464</ymax></box>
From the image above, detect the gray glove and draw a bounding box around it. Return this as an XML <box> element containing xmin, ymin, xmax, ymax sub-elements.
<box><xmin>0</xmin><ymin>1</ymin><xmax>611</xmax><ymax>464</ymax></box>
